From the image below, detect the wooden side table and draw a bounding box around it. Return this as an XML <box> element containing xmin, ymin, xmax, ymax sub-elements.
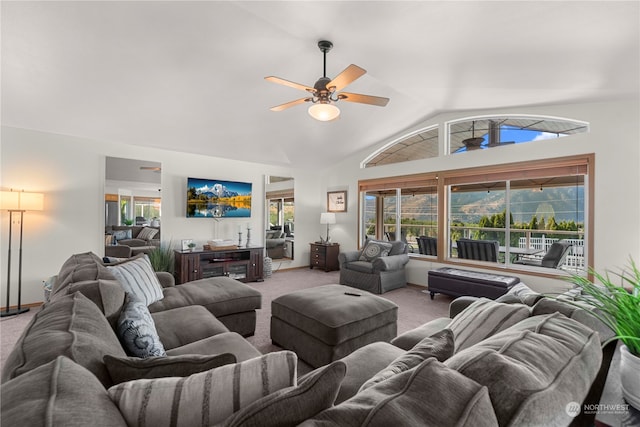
<box><xmin>309</xmin><ymin>243</ymin><xmax>340</xmax><ymax>272</ymax></box>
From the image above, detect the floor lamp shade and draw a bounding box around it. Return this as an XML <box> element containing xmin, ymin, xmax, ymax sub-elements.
<box><xmin>320</xmin><ymin>212</ymin><xmax>336</xmax><ymax>242</ymax></box>
<box><xmin>1</xmin><ymin>190</ymin><xmax>44</xmax><ymax>317</ymax></box>
<box><xmin>1</xmin><ymin>191</ymin><xmax>44</xmax><ymax>211</ymax></box>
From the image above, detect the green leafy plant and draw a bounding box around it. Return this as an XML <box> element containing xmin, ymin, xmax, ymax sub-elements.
<box><xmin>567</xmin><ymin>258</ymin><xmax>640</xmax><ymax>356</ymax></box>
<box><xmin>123</xmin><ymin>219</ymin><xmax>134</xmax><ymax>226</ymax></box>
<box><xmin>147</xmin><ymin>241</ymin><xmax>174</xmax><ymax>273</ymax></box>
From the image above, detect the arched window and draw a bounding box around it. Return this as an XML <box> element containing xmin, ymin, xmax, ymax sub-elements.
<box><xmin>363</xmin><ymin>125</ymin><xmax>439</xmax><ymax>168</ymax></box>
<box><xmin>447</xmin><ymin>115</ymin><xmax>589</xmax><ymax>154</ymax></box>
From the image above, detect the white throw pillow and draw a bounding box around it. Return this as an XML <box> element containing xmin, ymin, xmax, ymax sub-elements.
<box><xmin>107</xmin><ymin>255</ymin><xmax>164</xmax><ymax>306</ymax></box>
<box><xmin>108</xmin><ymin>351</ymin><xmax>298</xmax><ymax>427</ymax></box>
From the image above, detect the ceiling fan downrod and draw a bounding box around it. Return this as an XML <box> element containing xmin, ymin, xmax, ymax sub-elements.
<box><xmin>318</xmin><ymin>40</ymin><xmax>333</xmax><ymax>78</ymax></box>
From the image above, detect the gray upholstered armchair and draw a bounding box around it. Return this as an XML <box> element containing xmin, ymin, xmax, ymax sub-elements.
<box><xmin>339</xmin><ymin>239</ymin><xmax>410</xmax><ymax>294</ymax></box>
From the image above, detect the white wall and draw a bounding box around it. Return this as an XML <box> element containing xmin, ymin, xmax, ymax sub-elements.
<box><xmin>0</xmin><ymin>127</ymin><xmax>323</xmax><ymax>306</ymax></box>
<box><xmin>322</xmin><ymin>98</ymin><xmax>640</xmax><ymax>293</ymax></box>
<box><xmin>2</xmin><ymin>98</ymin><xmax>638</xmax><ymax>305</ymax></box>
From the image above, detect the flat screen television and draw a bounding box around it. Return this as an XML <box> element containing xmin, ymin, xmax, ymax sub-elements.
<box><xmin>186</xmin><ymin>177</ymin><xmax>252</xmax><ymax>218</ymax></box>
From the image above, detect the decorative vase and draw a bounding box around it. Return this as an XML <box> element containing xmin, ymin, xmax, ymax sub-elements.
<box><xmin>620</xmin><ymin>344</ymin><xmax>640</xmax><ymax>410</ymax></box>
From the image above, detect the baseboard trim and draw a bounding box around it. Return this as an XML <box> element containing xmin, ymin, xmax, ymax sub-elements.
<box><xmin>1</xmin><ymin>302</ymin><xmax>43</xmax><ymax>311</ymax></box>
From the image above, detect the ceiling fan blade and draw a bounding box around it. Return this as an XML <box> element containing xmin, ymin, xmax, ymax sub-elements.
<box><xmin>327</xmin><ymin>64</ymin><xmax>366</xmax><ymax>92</ymax></box>
<box><xmin>338</xmin><ymin>92</ymin><xmax>389</xmax><ymax>107</ymax></box>
<box><xmin>269</xmin><ymin>97</ymin><xmax>312</xmax><ymax>112</ymax></box>
<box><xmin>265</xmin><ymin>76</ymin><xmax>315</xmax><ymax>93</ymax></box>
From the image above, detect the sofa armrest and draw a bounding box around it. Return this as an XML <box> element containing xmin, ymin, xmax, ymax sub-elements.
<box><xmin>117</xmin><ymin>238</ymin><xmax>147</xmax><ymax>247</ymax></box>
<box><xmin>156</xmin><ymin>272</ymin><xmax>175</xmax><ymax>288</ymax></box>
<box><xmin>449</xmin><ymin>296</ymin><xmax>481</xmax><ymax>318</ymax></box>
<box><xmin>338</xmin><ymin>250</ymin><xmax>361</xmax><ymax>266</ymax></box>
<box><xmin>371</xmin><ymin>253</ymin><xmax>410</xmax><ymax>272</ymax></box>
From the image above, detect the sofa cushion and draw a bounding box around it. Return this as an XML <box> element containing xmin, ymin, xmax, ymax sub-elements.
<box><xmin>117</xmin><ymin>293</ymin><xmax>166</xmax><ymax>358</ymax></box>
<box><xmin>344</xmin><ymin>260</ymin><xmax>375</xmax><ymax>274</ymax></box>
<box><xmin>106</xmin><ymin>254</ymin><xmax>164</xmax><ymax>306</ymax></box>
<box><xmin>495</xmin><ymin>282</ymin><xmax>543</xmax><ymax>306</ymax></box>
<box><xmin>148</xmin><ymin>276</ymin><xmax>261</xmax><ymax>318</ymax></box>
<box><xmin>165</xmin><ymin>332</ymin><xmax>262</xmax><ymax>362</ymax></box>
<box><xmin>151</xmin><ymin>305</ymin><xmax>230</xmax><ymax>350</ymax></box>
<box><xmin>2</xmin><ymin>292</ymin><xmax>126</xmax><ymax>387</ymax></box>
<box><xmin>445</xmin><ymin>312</ymin><xmax>602</xmax><ymax>426</ymax></box>
<box><xmin>104</xmin><ymin>353</ymin><xmax>237</xmax><ymax>385</ymax></box>
<box><xmin>531</xmin><ymin>297</ymin><xmax>615</xmax><ymax>343</ymax></box>
<box><xmin>108</xmin><ymin>351</ymin><xmax>297</xmax><ymax>427</ymax></box>
<box><xmin>51</xmin><ymin>252</ymin><xmax>113</xmax><ymax>298</ymax></box>
<box><xmin>66</xmin><ymin>279</ymin><xmax>126</xmax><ymax>328</ymax></box>
<box><xmin>390</xmin><ymin>317</ymin><xmax>452</xmax><ymax>351</ymax></box>
<box><xmin>219</xmin><ymin>360</ymin><xmax>346</xmax><ymax>427</ymax></box>
<box><xmin>301</xmin><ymin>358</ymin><xmax>498</xmax><ymax>427</ymax></box>
<box><xmin>1</xmin><ymin>356</ymin><xmax>127</xmax><ymax>427</ymax></box>
<box><xmin>359</xmin><ymin>239</ymin><xmax>393</xmax><ymax>262</ymax></box>
<box><xmin>359</xmin><ymin>328</ymin><xmax>454</xmax><ymax>391</ymax></box>
<box><xmin>447</xmin><ymin>297</ymin><xmax>530</xmax><ymax>351</ymax></box>
<box><xmin>328</xmin><ymin>341</ymin><xmax>404</xmax><ymax>405</ymax></box>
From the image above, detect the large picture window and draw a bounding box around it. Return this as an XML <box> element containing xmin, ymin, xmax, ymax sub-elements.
<box><xmin>359</xmin><ymin>155</ymin><xmax>592</xmax><ymax>274</ymax></box>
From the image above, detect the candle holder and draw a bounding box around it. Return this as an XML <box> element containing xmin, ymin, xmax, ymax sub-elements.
<box><xmin>238</xmin><ymin>231</ymin><xmax>243</xmax><ymax>248</ymax></box>
<box><xmin>246</xmin><ymin>227</ymin><xmax>252</xmax><ymax>247</ymax></box>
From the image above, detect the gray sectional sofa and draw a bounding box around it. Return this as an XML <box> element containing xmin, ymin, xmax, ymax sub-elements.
<box><xmin>1</xmin><ymin>253</ymin><xmax>613</xmax><ymax>426</ymax></box>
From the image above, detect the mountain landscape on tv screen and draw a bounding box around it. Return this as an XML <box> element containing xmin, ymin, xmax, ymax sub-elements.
<box><xmin>187</xmin><ymin>178</ymin><xmax>252</xmax><ymax>218</ymax></box>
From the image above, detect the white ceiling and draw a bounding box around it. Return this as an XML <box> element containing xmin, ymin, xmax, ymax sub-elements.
<box><xmin>2</xmin><ymin>1</ymin><xmax>638</xmax><ymax>169</ymax></box>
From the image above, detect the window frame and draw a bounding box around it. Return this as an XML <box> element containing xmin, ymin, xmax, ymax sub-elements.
<box><xmin>358</xmin><ymin>154</ymin><xmax>594</xmax><ymax>277</ymax></box>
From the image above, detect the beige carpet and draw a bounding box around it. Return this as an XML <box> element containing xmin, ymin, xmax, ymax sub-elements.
<box><xmin>0</xmin><ymin>268</ymin><xmax>454</xmax><ymax>374</ymax></box>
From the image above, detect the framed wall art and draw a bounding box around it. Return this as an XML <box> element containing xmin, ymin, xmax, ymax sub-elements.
<box><xmin>327</xmin><ymin>190</ymin><xmax>347</xmax><ymax>212</ymax></box>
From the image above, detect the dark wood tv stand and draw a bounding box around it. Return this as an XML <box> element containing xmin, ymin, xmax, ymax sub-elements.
<box><xmin>174</xmin><ymin>247</ymin><xmax>264</xmax><ymax>284</ymax></box>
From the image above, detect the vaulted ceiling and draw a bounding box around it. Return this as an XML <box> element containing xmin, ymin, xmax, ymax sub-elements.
<box><xmin>2</xmin><ymin>1</ymin><xmax>638</xmax><ymax>169</ymax></box>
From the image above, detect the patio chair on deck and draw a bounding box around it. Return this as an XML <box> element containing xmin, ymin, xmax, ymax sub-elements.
<box><xmin>515</xmin><ymin>240</ymin><xmax>572</xmax><ymax>269</ymax></box>
<box><xmin>456</xmin><ymin>238</ymin><xmax>499</xmax><ymax>262</ymax></box>
<box><xmin>386</xmin><ymin>231</ymin><xmax>415</xmax><ymax>253</ymax></box>
<box><xmin>417</xmin><ymin>236</ymin><xmax>438</xmax><ymax>256</ymax></box>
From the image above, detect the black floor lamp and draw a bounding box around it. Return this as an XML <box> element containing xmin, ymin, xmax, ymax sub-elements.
<box><xmin>1</xmin><ymin>190</ymin><xmax>44</xmax><ymax>317</ymax></box>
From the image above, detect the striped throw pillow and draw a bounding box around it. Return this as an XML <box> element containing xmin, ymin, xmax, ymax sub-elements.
<box><xmin>107</xmin><ymin>255</ymin><xmax>164</xmax><ymax>306</ymax></box>
<box><xmin>137</xmin><ymin>227</ymin><xmax>158</xmax><ymax>241</ymax></box>
<box><xmin>108</xmin><ymin>351</ymin><xmax>298</xmax><ymax>427</ymax></box>
<box><xmin>447</xmin><ymin>298</ymin><xmax>531</xmax><ymax>352</ymax></box>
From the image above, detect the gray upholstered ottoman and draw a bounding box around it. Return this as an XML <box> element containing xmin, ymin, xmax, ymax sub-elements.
<box><xmin>271</xmin><ymin>284</ymin><xmax>398</xmax><ymax>368</ymax></box>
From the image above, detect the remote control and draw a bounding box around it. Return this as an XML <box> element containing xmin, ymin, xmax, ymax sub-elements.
<box><xmin>344</xmin><ymin>292</ymin><xmax>361</xmax><ymax>297</ymax></box>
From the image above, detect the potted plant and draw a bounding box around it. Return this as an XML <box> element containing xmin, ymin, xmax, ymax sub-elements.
<box><xmin>567</xmin><ymin>258</ymin><xmax>640</xmax><ymax>409</ymax></box>
<box><xmin>147</xmin><ymin>241</ymin><xmax>174</xmax><ymax>273</ymax></box>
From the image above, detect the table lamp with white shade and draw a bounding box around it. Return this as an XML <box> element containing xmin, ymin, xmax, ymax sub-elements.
<box><xmin>320</xmin><ymin>212</ymin><xmax>336</xmax><ymax>243</ymax></box>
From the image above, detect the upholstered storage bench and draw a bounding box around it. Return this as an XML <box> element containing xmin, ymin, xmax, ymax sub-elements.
<box><xmin>271</xmin><ymin>284</ymin><xmax>398</xmax><ymax>368</ymax></box>
<box><xmin>428</xmin><ymin>267</ymin><xmax>520</xmax><ymax>300</ymax></box>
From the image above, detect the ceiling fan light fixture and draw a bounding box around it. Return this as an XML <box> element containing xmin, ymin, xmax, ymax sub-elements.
<box><xmin>308</xmin><ymin>103</ymin><xmax>340</xmax><ymax>121</ymax></box>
